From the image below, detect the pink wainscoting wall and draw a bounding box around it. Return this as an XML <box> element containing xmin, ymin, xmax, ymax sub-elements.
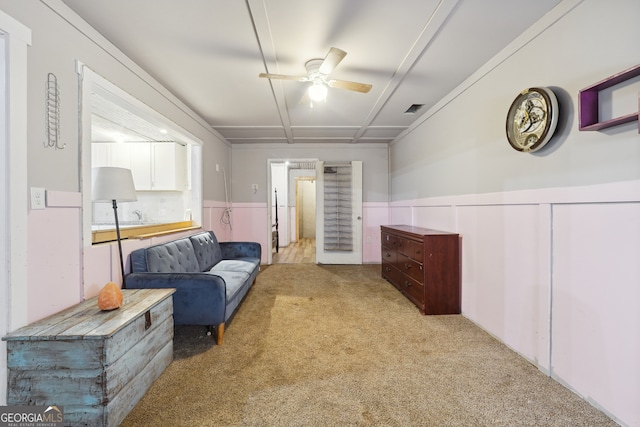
<box><xmin>87</xmin><ymin>232</ymin><xmax>201</xmax><ymax>295</ymax></box>
<box><xmin>203</xmin><ymin>200</ymin><xmax>233</xmax><ymax>242</ymax></box>
<box><xmin>84</xmin><ymin>236</ymin><xmax>155</xmax><ymax>299</ymax></box>
<box><xmin>362</xmin><ymin>202</ymin><xmax>389</xmax><ymax>264</ymax></box>
<box><xmin>27</xmin><ymin>191</ymin><xmax>83</xmax><ymax>322</ymax></box>
<box><xmin>389</xmin><ymin>203</ymin><xmax>413</xmax><ymax>226</ymax></box>
<box><xmin>84</xmin><ymin>200</ymin><xmax>255</xmax><ymax>299</ymax></box>
<box><xmin>387</xmin><ymin>181</ymin><xmax>640</xmax><ymax>426</ymax></box>
<box><xmin>83</xmin><ymin>228</ymin><xmax>205</xmax><ymax>299</ymax></box>
<box><xmin>230</xmin><ymin>202</ymin><xmax>269</xmax><ymax>264</ymax></box>
<box><xmin>83</xmin><ymin>243</ymin><xmax>116</xmax><ymax>299</ymax></box>
<box><xmin>26</xmin><ymin>197</ymin><xmax>386</xmax><ymax>322</ymax></box>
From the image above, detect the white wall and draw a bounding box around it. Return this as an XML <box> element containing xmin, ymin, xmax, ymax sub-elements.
<box><xmin>298</xmin><ymin>180</ymin><xmax>316</xmax><ymax>239</ymax></box>
<box><xmin>289</xmin><ymin>169</ymin><xmax>316</xmax><ymax>242</ymax></box>
<box><xmin>0</xmin><ymin>30</ymin><xmax>6</xmax><ymax>407</ymax></box>
<box><xmin>389</xmin><ymin>0</ymin><xmax>640</xmax><ymax>425</ymax></box>
<box><xmin>0</xmin><ymin>0</ymin><xmax>231</xmax><ymax>196</ymax></box>
<box><xmin>392</xmin><ymin>0</ymin><xmax>640</xmax><ymax>200</ymax></box>
<box><xmin>552</xmin><ymin>200</ymin><xmax>640</xmax><ymax>423</ymax></box>
<box><xmin>233</xmin><ymin>143</ymin><xmax>389</xmax><ymax>263</ymax></box>
<box><xmin>0</xmin><ymin>1</ymin><xmax>231</xmax><ymax>322</ymax></box>
<box><xmin>0</xmin><ymin>8</ymin><xmax>31</xmax><ymax>406</ymax></box>
<box><xmin>271</xmin><ymin>162</ymin><xmax>288</xmax><ymax>247</ymax></box>
<box><xmin>232</xmin><ymin>143</ymin><xmax>389</xmax><ymax>203</ymax></box>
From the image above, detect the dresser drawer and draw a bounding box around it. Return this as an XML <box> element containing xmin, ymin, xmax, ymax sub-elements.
<box><xmin>381</xmin><ymin>231</ymin><xmax>397</xmax><ymax>249</ymax></box>
<box><xmin>382</xmin><ymin>262</ymin><xmax>401</xmax><ymax>284</ymax></box>
<box><xmin>401</xmin><ymin>274</ymin><xmax>424</xmax><ymax>305</ymax></box>
<box><xmin>397</xmin><ymin>253</ymin><xmax>423</xmax><ymax>283</ymax></box>
<box><xmin>382</xmin><ymin>247</ymin><xmax>397</xmax><ymax>265</ymax></box>
<box><xmin>408</xmin><ymin>239</ymin><xmax>423</xmax><ymax>260</ymax></box>
<box><xmin>396</xmin><ymin>237</ymin><xmax>408</xmax><ymax>255</ymax></box>
<box><xmin>397</xmin><ymin>237</ymin><xmax>422</xmax><ymax>259</ymax></box>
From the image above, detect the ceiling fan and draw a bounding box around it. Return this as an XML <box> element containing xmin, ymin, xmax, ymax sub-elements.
<box><xmin>259</xmin><ymin>47</ymin><xmax>372</xmax><ymax>102</ymax></box>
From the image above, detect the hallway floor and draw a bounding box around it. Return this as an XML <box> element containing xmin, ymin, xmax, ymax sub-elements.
<box><xmin>272</xmin><ymin>238</ymin><xmax>315</xmax><ymax>264</ymax></box>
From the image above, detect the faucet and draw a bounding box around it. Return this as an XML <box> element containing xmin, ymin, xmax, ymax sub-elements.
<box><xmin>132</xmin><ymin>209</ymin><xmax>143</xmax><ymax>221</ymax></box>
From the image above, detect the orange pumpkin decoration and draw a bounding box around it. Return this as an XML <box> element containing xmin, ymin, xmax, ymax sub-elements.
<box><xmin>98</xmin><ymin>282</ymin><xmax>123</xmax><ymax>311</ymax></box>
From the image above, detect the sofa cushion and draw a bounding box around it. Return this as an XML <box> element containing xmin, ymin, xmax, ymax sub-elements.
<box><xmin>211</xmin><ymin>270</ymin><xmax>250</xmax><ymax>301</ymax></box>
<box><xmin>210</xmin><ymin>259</ymin><xmax>259</xmax><ymax>276</ymax></box>
<box><xmin>190</xmin><ymin>231</ymin><xmax>223</xmax><ymax>271</ymax></box>
<box><xmin>130</xmin><ymin>248</ymin><xmax>150</xmax><ymax>273</ymax></box>
<box><xmin>145</xmin><ymin>237</ymin><xmax>200</xmax><ymax>273</ymax></box>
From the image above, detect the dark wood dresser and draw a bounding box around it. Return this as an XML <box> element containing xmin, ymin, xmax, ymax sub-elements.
<box><xmin>381</xmin><ymin>225</ymin><xmax>460</xmax><ymax>315</ymax></box>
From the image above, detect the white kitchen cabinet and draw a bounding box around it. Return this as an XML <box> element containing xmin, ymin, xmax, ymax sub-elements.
<box><xmin>129</xmin><ymin>143</ymin><xmax>152</xmax><ymax>190</ymax></box>
<box><xmin>91</xmin><ymin>143</ymin><xmax>111</xmax><ymax>167</ymax></box>
<box><xmin>92</xmin><ymin>142</ymin><xmax>131</xmax><ymax>168</ymax></box>
<box><xmin>92</xmin><ymin>142</ymin><xmax>187</xmax><ymax>191</ymax></box>
<box><xmin>151</xmin><ymin>143</ymin><xmax>187</xmax><ymax>191</ymax></box>
<box><xmin>111</xmin><ymin>144</ymin><xmax>131</xmax><ymax>169</ymax></box>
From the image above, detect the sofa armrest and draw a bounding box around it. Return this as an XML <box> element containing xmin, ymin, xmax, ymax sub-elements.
<box><xmin>126</xmin><ymin>272</ymin><xmax>227</xmax><ymax>326</ymax></box>
<box><xmin>220</xmin><ymin>241</ymin><xmax>262</xmax><ymax>260</ymax></box>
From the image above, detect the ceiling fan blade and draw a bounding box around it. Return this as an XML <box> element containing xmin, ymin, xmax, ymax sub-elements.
<box><xmin>328</xmin><ymin>79</ymin><xmax>372</xmax><ymax>93</ymax></box>
<box><xmin>298</xmin><ymin>90</ymin><xmax>311</xmax><ymax>105</ymax></box>
<box><xmin>318</xmin><ymin>47</ymin><xmax>347</xmax><ymax>75</ymax></box>
<box><xmin>259</xmin><ymin>73</ymin><xmax>309</xmax><ymax>82</ymax></box>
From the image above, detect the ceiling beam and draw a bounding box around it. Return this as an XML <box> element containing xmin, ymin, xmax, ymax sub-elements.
<box><xmin>351</xmin><ymin>0</ymin><xmax>461</xmax><ymax>142</ymax></box>
<box><xmin>246</xmin><ymin>0</ymin><xmax>295</xmax><ymax>143</ymax></box>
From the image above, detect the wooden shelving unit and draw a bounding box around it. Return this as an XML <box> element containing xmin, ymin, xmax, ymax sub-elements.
<box><xmin>578</xmin><ymin>64</ymin><xmax>640</xmax><ymax>132</ymax></box>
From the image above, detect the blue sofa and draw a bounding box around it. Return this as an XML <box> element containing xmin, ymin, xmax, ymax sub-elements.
<box><xmin>126</xmin><ymin>231</ymin><xmax>261</xmax><ymax>344</ymax></box>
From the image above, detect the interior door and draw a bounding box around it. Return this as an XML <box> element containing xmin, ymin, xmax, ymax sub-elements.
<box><xmin>315</xmin><ymin>160</ymin><xmax>362</xmax><ymax>264</ymax></box>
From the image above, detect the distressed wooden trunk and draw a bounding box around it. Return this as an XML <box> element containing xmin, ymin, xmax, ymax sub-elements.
<box><xmin>2</xmin><ymin>288</ymin><xmax>176</xmax><ymax>427</ymax></box>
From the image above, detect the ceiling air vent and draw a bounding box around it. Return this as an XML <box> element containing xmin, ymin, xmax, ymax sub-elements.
<box><xmin>404</xmin><ymin>104</ymin><xmax>424</xmax><ymax>115</ymax></box>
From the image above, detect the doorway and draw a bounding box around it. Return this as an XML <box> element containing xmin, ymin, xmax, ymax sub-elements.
<box><xmin>296</xmin><ymin>177</ymin><xmax>316</xmax><ymax>241</ymax></box>
<box><xmin>272</xmin><ymin>176</ymin><xmax>316</xmax><ymax>264</ymax></box>
<box><xmin>0</xmin><ymin>31</ymin><xmax>8</xmax><ymax>406</ymax></box>
<box><xmin>269</xmin><ymin>160</ymin><xmax>317</xmax><ymax>264</ymax></box>
<box><xmin>268</xmin><ymin>159</ymin><xmax>363</xmax><ymax>265</ymax></box>
<box><xmin>0</xmin><ymin>12</ymin><xmax>31</xmax><ymax>405</ymax></box>
<box><xmin>315</xmin><ymin>160</ymin><xmax>363</xmax><ymax>264</ymax></box>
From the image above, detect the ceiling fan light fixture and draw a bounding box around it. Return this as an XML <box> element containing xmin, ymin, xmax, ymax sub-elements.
<box><xmin>308</xmin><ymin>82</ymin><xmax>328</xmax><ymax>102</ymax></box>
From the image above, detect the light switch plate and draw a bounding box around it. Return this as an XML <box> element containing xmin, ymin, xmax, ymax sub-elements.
<box><xmin>30</xmin><ymin>187</ymin><xmax>46</xmax><ymax>210</ymax></box>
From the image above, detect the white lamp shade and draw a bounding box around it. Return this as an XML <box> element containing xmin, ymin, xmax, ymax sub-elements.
<box><xmin>92</xmin><ymin>167</ymin><xmax>137</xmax><ymax>202</ymax></box>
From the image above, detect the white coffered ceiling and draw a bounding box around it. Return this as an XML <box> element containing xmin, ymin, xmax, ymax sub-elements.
<box><xmin>61</xmin><ymin>0</ymin><xmax>562</xmax><ymax>144</ymax></box>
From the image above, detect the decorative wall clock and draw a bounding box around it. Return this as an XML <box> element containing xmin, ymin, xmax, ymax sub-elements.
<box><xmin>506</xmin><ymin>87</ymin><xmax>558</xmax><ymax>152</ymax></box>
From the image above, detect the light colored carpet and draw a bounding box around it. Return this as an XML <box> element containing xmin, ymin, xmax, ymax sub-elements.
<box><xmin>121</xmin><ymin>264</ymin><xmax>615</xmax><ymax>426</ymax></box>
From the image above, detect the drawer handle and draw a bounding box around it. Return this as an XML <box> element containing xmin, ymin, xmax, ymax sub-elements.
<box><xmin>405</xmin><ymin>281</ymin><xmax>412</xmax><ymax>287</ymax></box>
<box><xmin>405</xmin><ymin>263</ymin><xmax>411</xmax><ymax>269</ymax></box>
